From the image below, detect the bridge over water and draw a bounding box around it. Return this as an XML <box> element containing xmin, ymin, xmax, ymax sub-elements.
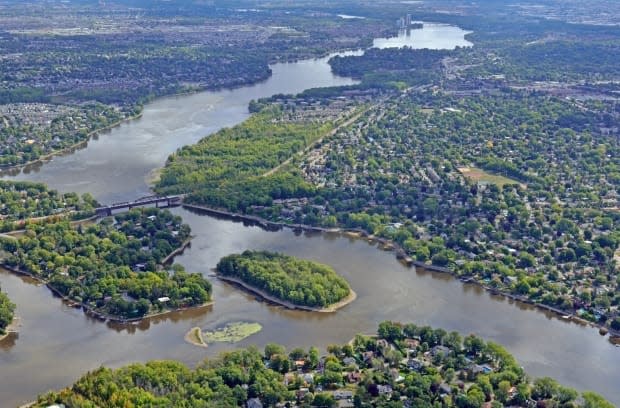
<box><xmin>95</xmin><ymin>195</ymin><xmax>183</xmax><ymax>217</ymax></box>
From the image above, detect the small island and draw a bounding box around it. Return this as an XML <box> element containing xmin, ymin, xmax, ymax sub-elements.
<box><xmin>185</xmin><ymin>321</ymin><xmax>263</xmax><ymax>348</ymax></box>
<box><xmin>216</xmin><ymin>250</ymin><xmax>355</xmax><ymax>312</ymax></box>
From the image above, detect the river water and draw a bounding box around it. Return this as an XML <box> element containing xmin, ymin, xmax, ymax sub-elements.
<box><xmin>1</xmin><ymin>25</ymin><xmax>619</xmax><ymax>407</ymax></box>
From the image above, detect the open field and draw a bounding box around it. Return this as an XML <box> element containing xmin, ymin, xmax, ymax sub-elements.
<box><xmin>458</xmin><ymin>166</ymin><xmax>525</xmax><ymax>188</ymax></box>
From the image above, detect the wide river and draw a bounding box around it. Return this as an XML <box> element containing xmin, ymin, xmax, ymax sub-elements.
<box><xmin>1</xmin><ymin>25</ymin><xmax>618</xmax><ymax>407</ymax></box>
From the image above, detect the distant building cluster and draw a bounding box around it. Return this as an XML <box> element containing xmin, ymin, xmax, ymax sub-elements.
<box><xmin>397</xmin><ymin>14</ymin><xmax>412</xmax><ymax>29</ymax></box>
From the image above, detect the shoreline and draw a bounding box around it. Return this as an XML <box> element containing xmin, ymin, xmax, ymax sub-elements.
<box><xmin>216</xmin><ymin>274</ymin><xmax>356</xmax><ymax>313</ymax></box>
<box><xmin>182</xmin><ymin>202</ymin><xmax>620</xmax><ymax>340</ymax></box>
<box><xmin>0</xmin><ymin>41</ymin><xmax>371</xmax><ymax>178</ymax></box>
<box><xmin>0</xmin><ymin>112</ymin><xmax>144</xmax><ymax>175</ymax></box>
<box><xmin>161</xmin><ymin>238</ymin><xmax>192</xmax><ymax>265</ymax></box>
<box><xmin>0</xmin><ymin>316</ymin><xmax>19</xmax><ymax>342</ymax></box>
<box><xmin>0</xmin><ymin>263</ymin><xmax>212</xmax><ymax>324</ymax></box>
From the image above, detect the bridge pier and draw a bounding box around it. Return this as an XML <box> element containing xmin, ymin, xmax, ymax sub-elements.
<box><xmin>96</xmin><ymin>208</ymin><xmax>112</xmax><ymax>217</ymax></box>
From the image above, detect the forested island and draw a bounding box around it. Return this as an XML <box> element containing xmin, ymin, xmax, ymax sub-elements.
<box><xmin>216</xmin><ymin>250</ymin><xmax>353</xmax><ymax>311</ymax></box>
<box><xmin>0</xmin><ymin>285</ymin><xmax>15</xmax><ymax>337</ymax></box>
<box><xmin>33</xmin><ymin>320</ymin><xmax>613</xmax><ymax>408</ymax></box>
<box><xmin>0</xmin><ymin>208</ymin><xmax>211</xmax><ymax>320</ymax></box>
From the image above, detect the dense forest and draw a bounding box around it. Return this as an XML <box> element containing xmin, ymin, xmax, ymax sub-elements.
<box><xmin>329</xmin><ymin>48</ymin><xmax>449</xmax><ymax>90</ymax></box>
<box><xmin>156</xmin><ymin>107</ymin><xmax>334</xmax><ymax>211</ymax></box>
<box><xmin>0</xmin><ymin>180</ymin><xmax>98</xmax><ymax>231</ymax></box>
<box><xmin>0</xmin><ymin>285</ymin><xmax>15</xmax><ymax>335</ymax></box>
<box><xmin>463</xmin><ymin>41</ymin><xmax>620</xmax><ymax>83</ymax></box>
<box><xmin>33</xmin><ymin>321</ymin><xmax>613</xmax><ymax>408</ymax></box>
<box><xmin>216</xmin><ymin>250</ymin><xmax>351</xmax><ymax>308</ymax></box>
<box><xmin>0</xmin><ymin>208</ymin><xmax>211</xmax><ymax>319</ymax></box>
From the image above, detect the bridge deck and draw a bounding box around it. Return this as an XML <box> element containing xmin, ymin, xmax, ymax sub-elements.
<box><xmin>95</xmin><ymin>195</ymin><xmax>182</xmax><ymax>217</ymax></box>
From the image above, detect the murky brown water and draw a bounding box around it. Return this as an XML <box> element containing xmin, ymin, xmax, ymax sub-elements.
<box><xmin>0</xmin><ymin>25</ymin><xmax>618</xmax><ymax>407</ymax></box>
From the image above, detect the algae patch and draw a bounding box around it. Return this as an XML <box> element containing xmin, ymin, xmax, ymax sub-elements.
<box><xmin>185</xmin><ymin>322</ymin><xmax>262</xmax><ymax>347</ymax></box>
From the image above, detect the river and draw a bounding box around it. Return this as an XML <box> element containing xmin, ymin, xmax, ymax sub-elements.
<box><xmin>0</xmin><ymin>24</ymin><xmax>618</xmax><ymax>407</ymax></box>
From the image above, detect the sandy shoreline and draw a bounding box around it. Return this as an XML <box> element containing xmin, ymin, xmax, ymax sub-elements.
<box><xmin>216</xmin><ymin>274</ymin><xmax>356</xmax><ymax>313</ymax></box>
<box><xmin>184</xmin><ymin>326</ymin><xmax>208</xmax><ymax>348</ymax></box>
<box><xmin>0</xmin><ymin>317</ymin><xmax>20</xmax><ymax>342</ymax></box>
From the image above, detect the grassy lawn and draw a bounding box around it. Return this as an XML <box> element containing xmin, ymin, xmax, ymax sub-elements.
<box><xmin>458</xmin><ymin>166</ymin><xmax>525</xmax><ymax>188</ymax></box>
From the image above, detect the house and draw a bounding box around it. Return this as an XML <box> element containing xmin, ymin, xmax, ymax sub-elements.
<box><xmin>431</xmin><ymin>345</ymin><xmax>451</xmax><ymax>358</ymax></box>
<box><xmin>467</xmin><ymin>363</ymin><xmax>493</xmax><ymax>376</ymax></box>
<box><xmin>407</xmin><ymin>358</ymin><xmax>424</xmax><ymax>371</ymax></box>
<box><xmin>377</xmin><ymin>338</ymin><xmax>389</xmax><ymax>349</ymax></box>
<box><xmin>342</xmin><ymin>356</ymin><xmax>357</xmax><ymax>367</ymax></box>
<box><xmin>390</xmin><ymin>368</ymin><xmax>404</xmax><ymax>382</ymax></box>
<box><xmin>362</xmin><ymin>351</ymin><xmax>375</xmax><ymax>363</ymax></box>
<box><xmin>302</xmin><ymin>373</ymin><xmax>314</xmax><ymax>385</ymax></box>
<box><xmin>404</xmin><ymin>338</ymin><xmax>420</xmax><ymax>349</ymax></box>
<box><xmin>283</xmin><ymin>372</ymin><xmax>296</xmax><ymax>386</ymax></box>
<box><xmin>508</xmin><ymin>386</ymin><xmax>518</xmax><ymax>398</ymax></box>
<box><xmin>377</xmin><ymin>384</ymin><xmax>392</xmax><ymax>396</ymax></box>
<box><xmin>338</xmin><ymin>400</ymin><xmax>355</xmax><ymax>408</ymax></box>
<box><xmin>467</xmin><ymin>364</ymin><xmax>485</xmax><ymax>376</ymax></box>
<box><xmin>296</xmin><ymin>388</ymin><xmax>309</xmax><ymax>400</ymax></box>
<box><xmin>334</xmin><ymin>390</ymin><xmax>354</xmax><ymax>400</ymax></box>
<box><xmin>503</xmin><ymin>276</ymin><xmax>518</xmax><ymax>285</ymax></box>
<box><xmin>347</xmin><ymin>371</ymin><xmax>362</xmax><ymax>383</ymax></box>
<box><xmin>246</xmin><ymin>398</ymin><xmax>263</xmax><ymax>408</ymax></box>
<box><xmin>439</xmin><ymin>383</ymin><xmax>452</xmax><ymax>396</ymax></box>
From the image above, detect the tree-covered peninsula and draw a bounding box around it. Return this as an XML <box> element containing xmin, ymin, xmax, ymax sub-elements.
<box><xmin>0</xmin><ymin>285</ymin><xmax>15</xmax><ymax>336</ymax></box>
<box><xmin>0</xmin><ymin>208</ymin><xmax>211</xmax><ymax>320</ymax></box>
<box><xmin>216</xmin><ymin>250</ymin><xmax>353</xmax><ymax>311</ymax></box>
<box><xmin>33</xmin><ymin>320</ymin><xmax>613</xmax><ymax>408</ymax></box>
<box><xmin>155</xmin><ymin>102</ymin><xmax>360</xmax><ymax>212</ymax></box>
